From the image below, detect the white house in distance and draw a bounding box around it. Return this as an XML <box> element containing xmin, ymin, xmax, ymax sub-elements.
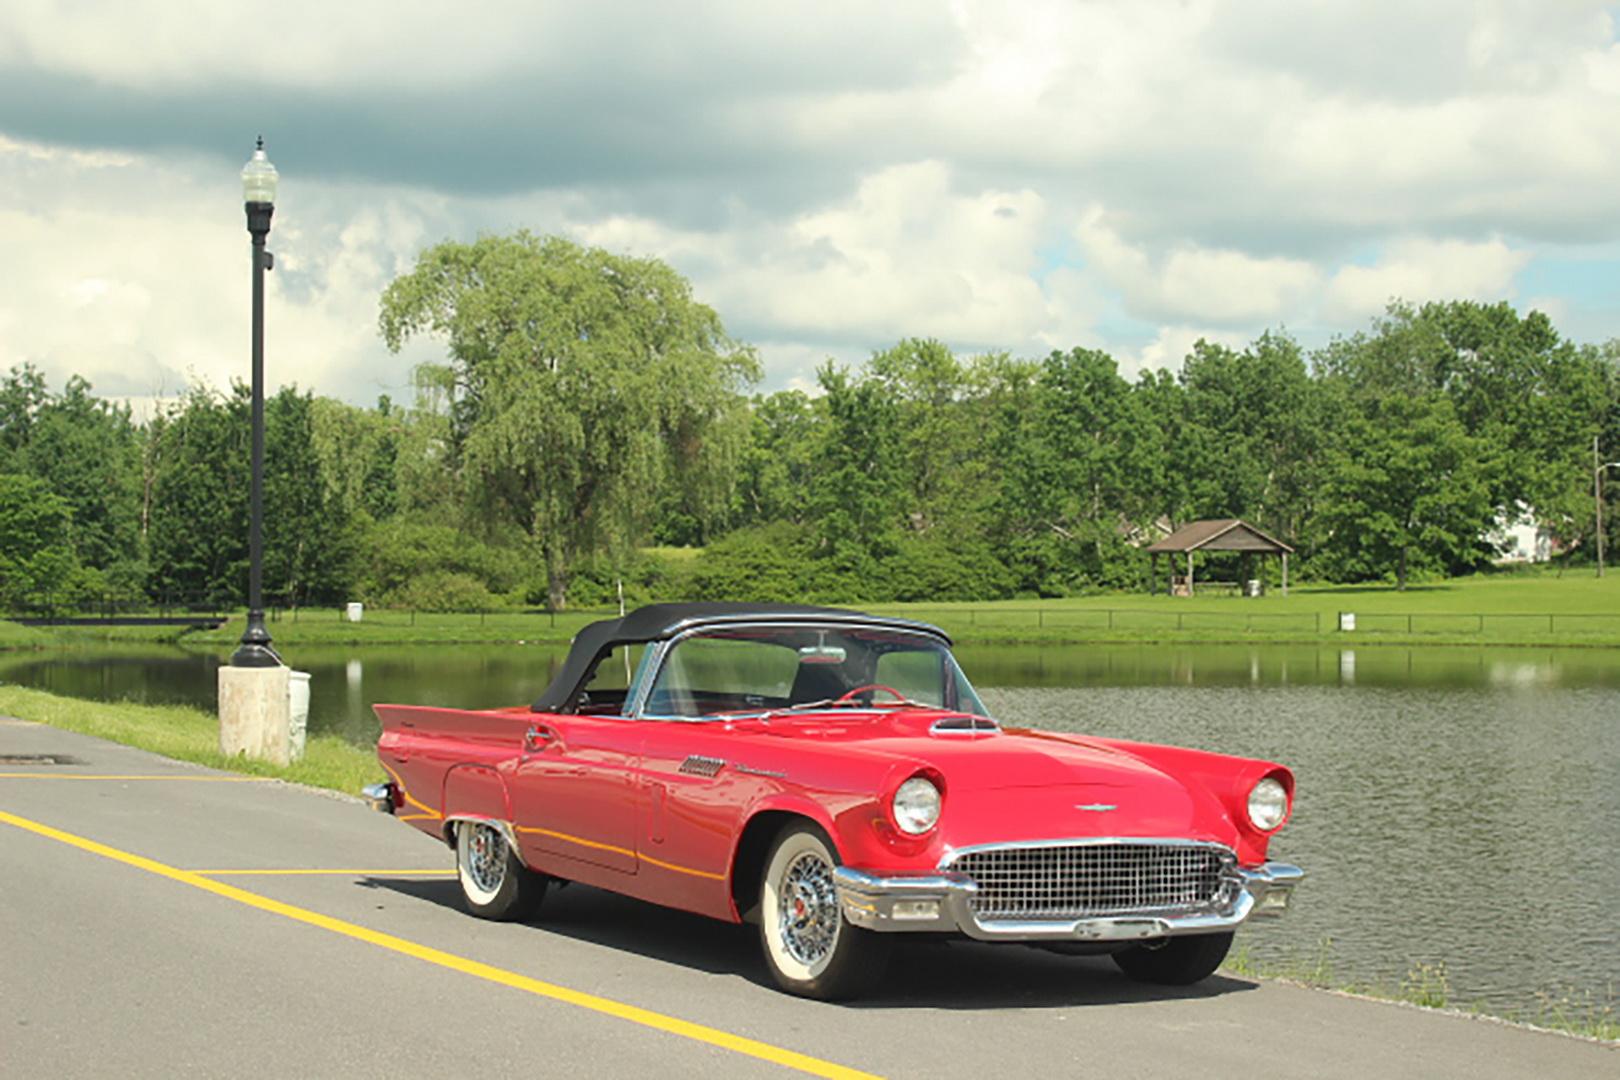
<box><xmin>1488</xmin><ymin>505</ymin><xmax>1555</xmax><ymax>563</ymax></box>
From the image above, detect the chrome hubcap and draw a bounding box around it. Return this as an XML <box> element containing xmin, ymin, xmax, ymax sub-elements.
<box><xmin>466</xmin><ymin>824</ymin><xmax>507</xmax><ymax>894</ymax></box>
<box><xmin>778</xmin><ymin>851</ymin><xmax>838</xmax><ymax>966</ymax></box>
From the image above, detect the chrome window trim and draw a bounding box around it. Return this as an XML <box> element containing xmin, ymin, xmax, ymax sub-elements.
<box><xmin>630</xmin><ymin>619</ymin><xmax>964</xmax><ymax>722</ymax></box>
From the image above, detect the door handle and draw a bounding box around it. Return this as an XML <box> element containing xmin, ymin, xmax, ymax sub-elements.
<box><xmin>524</xmin><ymin>724</ymin><xmax>557</xmax><ymax>752</ymax></box>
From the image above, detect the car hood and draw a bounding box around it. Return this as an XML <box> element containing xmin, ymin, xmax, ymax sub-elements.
<box><xmin>741</xmin><ymin>709</ymin><xmax>1237</xmax><ymax>845</ymax></box>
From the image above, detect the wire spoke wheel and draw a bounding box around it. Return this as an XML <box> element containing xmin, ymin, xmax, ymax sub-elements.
<box><xmin>465</xmin><ymin>823</ymin><xmax>508</xmax><ymax>897</ymax></box>
<box><xmin>777</xmin><ymin>850</ymin><xmax>840</xmax><ymax>966</ymax></box>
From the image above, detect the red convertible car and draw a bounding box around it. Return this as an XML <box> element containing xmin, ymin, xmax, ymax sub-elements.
<box><xmin>364</xmin><ymin>603</ymin><xmax>1302</xmax><ymax>999</ymax></box>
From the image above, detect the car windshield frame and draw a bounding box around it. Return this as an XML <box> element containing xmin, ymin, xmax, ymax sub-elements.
<box><xmin>630</xmin><ymin>620</ymin><xmax>989</xmax><ymax>722</ymax></box>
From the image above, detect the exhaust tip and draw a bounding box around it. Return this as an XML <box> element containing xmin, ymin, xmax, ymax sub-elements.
<box><xmin>361</xmin><ymin>781</ymin><xmax>396</xmax><ymax>815</ymax></box>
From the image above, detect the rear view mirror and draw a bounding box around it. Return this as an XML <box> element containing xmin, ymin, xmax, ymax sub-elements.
<box><xmin>798</xmin><ymin>645</ymin><xmax>847</xmax><ymax>664</ymax></box>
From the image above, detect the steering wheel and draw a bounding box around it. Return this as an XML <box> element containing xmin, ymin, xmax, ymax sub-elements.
<box><xmin>834</xmin><ymin>684</ymin><xmax>910</xmax><ymax>705</ymax></box>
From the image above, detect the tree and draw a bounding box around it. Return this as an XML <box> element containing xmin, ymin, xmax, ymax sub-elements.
<box><xmin>806</xmin><ymin>363</ymin><xmax>905</xmax><ymax>591</ymax></box>
<box><xmin>0</xmin><ymin>473</ymin><xmax>79</xmax><ymax>611</ymax></box>
<box><xmin>264</xmin><ymin>388</ymin><xmax>360</xmax><ymax>605</ymax></box>
<box><xmin>379</xmin><ymin>232</ymin><xmax>759</xmax><ymax>608</ymax></box>
<box><xmin>1180</xmin><ymin>332</ymin><xmax>1317</xmax><ymax>539</ymax></box>
<box><xmin>731</xmin><ymin>389</ymin><xmax>819</xmax><ymax>531</ymax></box>
<box><xmin>0</xmin><ymin>365</ymin><xmax>48</xmax><ymax>468</ymax></box>
<box><xmin>866</xmin><ymin>338</ymin><xmax>990</xmax><ymax>533</ymax></box>
<box><xmin>145</xmin><ymin>388</ymin><xmax>249</xmax><ymax>604</ymax></box>
<box><xmin>1313</xmin><ymin>394</ymin><xmax>1492</xmax><ymax>589</ymax></box>
<box><xmin>20</xmin><ymin>375</ymin><xmax>145</xmax><ymax>594</ymax></box>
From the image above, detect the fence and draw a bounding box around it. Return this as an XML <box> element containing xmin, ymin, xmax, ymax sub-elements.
<box><xmin>875</xmin><ymin>607</ymin><xmax>1620</xmax><ymax>636</ymax></box>
<box><xmin>1330</xmin><ymin>611</ymin><xmax>1620</xmax><ymax>635</ymax></box>
<box><xmin>10</xmin><ymin>595</ymin><xmax>1620</xmax><ymax>638</ymax></box>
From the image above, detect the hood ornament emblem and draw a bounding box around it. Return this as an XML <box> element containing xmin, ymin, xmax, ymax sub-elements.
<box><xmin>1075</xmin><ymin>803</ymin><xmax>1117</xmax><ymax>812</ymax></box>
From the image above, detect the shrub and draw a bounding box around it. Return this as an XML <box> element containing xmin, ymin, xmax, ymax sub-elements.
<box><xmin>382</xmin><ymin>570</ymin><xmax>506</xmax><ymax>613</ymax></box>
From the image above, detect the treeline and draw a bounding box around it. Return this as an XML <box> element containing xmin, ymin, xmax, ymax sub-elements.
<box><xmin>1</xmin><ymin>296</ymin><xmax>1616</xmax><ymax>612</ymax></box>
<box><xmin>697</xmin><ymin>302</ymin><xmax>1617</xmax><ymax>598</ymax></box>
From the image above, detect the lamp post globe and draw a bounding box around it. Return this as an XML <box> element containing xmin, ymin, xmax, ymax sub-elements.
<box><xmin>232</xmin><ymin>137</ymin><xmax>280</xmax><ymax>668</ymax></box>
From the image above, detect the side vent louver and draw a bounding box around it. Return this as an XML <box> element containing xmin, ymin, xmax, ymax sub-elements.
<box><xmin>678</xmin><ymin>755</ymin><xmax>726</xmax><ymax>777</ymax></box>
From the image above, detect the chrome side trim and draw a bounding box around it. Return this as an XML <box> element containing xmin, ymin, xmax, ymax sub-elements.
<box><xmin>361</xmin><ymin>781</ymin><xmax>395</xmax><ymax>814</ymax></box>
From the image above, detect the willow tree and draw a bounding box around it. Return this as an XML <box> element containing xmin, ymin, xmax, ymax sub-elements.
<box><xmin>379</xmin><ymin>232</ymin><xmax>759</xmax><ymax>609</ymax></box>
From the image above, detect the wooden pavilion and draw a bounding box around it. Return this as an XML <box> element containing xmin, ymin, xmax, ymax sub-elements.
<box><xmin>1145</xmin><ymin>519</ymin><xmax>1295</xmax><ymax>596</ymax></box>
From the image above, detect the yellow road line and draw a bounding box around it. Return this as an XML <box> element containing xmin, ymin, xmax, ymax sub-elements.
<box><xmin>0</xmin><ymin>807</ymin><xmax>879</xmax><ymax>1080</ymax></box>
<box><xmin>191</xmin><ymin>868</ymin><xmax>455</xmax><ymax>877</ymax></box>
<box><xmin>0</xmin><ymin>773</ymin><xmax>269</xmax><ymax>782</ymax></box>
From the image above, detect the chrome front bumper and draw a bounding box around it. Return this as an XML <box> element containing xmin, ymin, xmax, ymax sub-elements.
<box><xmin>833</xmin><ymin>860</ymin><xmax>1304</xmax><ymax>942</ymax></box>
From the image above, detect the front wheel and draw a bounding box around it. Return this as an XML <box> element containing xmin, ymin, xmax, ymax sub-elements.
<box><xmin>1112</xmin><ymin>931</ymin><xmax>1234</xmax><ymax>985</ymax></box>
<box><xmin>455</xmin><ymin>821</ymin><xmax>545</xmax><ymax>921</ymax></box>
<box><xmin>758</xmin><ymin>825</ymin><xmax>891</xmax><ymax>1000</ymax></box>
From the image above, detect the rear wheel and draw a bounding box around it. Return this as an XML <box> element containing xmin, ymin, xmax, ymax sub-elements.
<box><xmin>758</xmin><ymin>824</ymin><xmax>890</xmax><ymax>1000</ymax></box>
<box><xmin>1112</xmin><ymin>931</ymin><xmax>1234</xmax><ymax>985</ymax></box>
<box><xmin>455</xmin><ymin>821</ymin><xmax>544</xmax><ymax>921</ymax></box>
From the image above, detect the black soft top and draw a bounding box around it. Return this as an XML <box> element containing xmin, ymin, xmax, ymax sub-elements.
<box><xmin>531</xmin><ymin>602</ymin><xmax>950</xmax><ymax>712</ymax></box>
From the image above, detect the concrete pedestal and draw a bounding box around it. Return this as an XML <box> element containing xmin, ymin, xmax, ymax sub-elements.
<box><xmin>219</xmin><ymin>665</ymin><xmax>299</xmax><ymax>766</ymax></box>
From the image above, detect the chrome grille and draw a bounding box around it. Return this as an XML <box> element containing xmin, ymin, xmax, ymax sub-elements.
<box><xmin>947</xmin><ymin>842</ymin><xmax>1232</xmax><ymax>920</ymax></box>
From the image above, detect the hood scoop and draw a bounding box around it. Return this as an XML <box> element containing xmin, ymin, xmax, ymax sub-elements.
<box><xmin>928</xmin><ymin>715</ymin><xmax>1000</xmax><ymax>736</ymax></box>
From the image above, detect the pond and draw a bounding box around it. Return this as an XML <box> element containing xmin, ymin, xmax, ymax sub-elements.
<box><xmin>3</xmin><ymin>639</ymin><xmax>1616</xmax><ymax>1020</ymax></box>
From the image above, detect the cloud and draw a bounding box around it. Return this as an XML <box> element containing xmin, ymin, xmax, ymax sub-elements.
<box><xmin>2</xmin><ymin>1</ymin><xmax>1618</xmax><ymax>401</ymax></box>
<box><xmin>571</xmin><ymin>161</ymin><xmax>1084</xmax><ymax>361</ymax></box>
<box><xmin>1322</xmin><ymin>237</ymin><xmax>1530</xmax><ymax>322</ymax></box>
<box><xmin>1076</xmin><ymin>210</ymin><xmax>1321</xmax><ymax>325</ymax></box>
<box><xmin>0</xmin><ymin>132</ymin><xmax>437</xmax><ymax>404</ymax></box>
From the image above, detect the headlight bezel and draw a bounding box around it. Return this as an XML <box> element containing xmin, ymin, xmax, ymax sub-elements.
<box><xmin>891</xmin><ymin>775</ymin><xmax>942</xmax><ymax>836</ymax></box>
<box><xmin>1247</xmin><ymin>776</ymin><xmax>1289</xmax><ymax>832</ymax></box>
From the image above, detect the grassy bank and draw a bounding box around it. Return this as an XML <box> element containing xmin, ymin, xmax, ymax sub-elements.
<box><xmin>1224</xmin><ymin>939</ymin><xmax>1619</xmax><ymax>1043</ymax></box>
<box><xmin>0</xmin><ymin>619</ymin><xmax>49</xmax><ymax>648</ymax></box>
<box><xmin>187</xmin><ymin>571</ymin><xmax>1620</xmax><ymax>648</ymax></box>
<box><xmin>13</xmin><ymin>570</ymin><xmax>1620</xmax><ymax>650</ymax></box>
<box><xmin>0</xmin><ymin>686</ymin><xmax>379</xmax><ymax>795</ymax></box>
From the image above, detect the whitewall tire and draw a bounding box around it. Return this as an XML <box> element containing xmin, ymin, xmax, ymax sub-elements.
<box><xmin>758</xmin><ymin>824</ymin><xmax>890</xmax><ymax>999</ymax></box>
<box><xmin>455</xmin><ymin>820</ymin><xmax>544</xmax><ymax>921</ymax></box>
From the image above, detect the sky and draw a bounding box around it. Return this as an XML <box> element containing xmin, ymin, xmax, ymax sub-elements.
<box><xmin>2</xmin><ymin>0</ymin><xmax>1619</xmax><ymax>406</ymax></box>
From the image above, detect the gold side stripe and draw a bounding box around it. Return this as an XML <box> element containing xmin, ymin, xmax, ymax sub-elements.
<box><xmin>0</xmin><ymin>808</ymin><xmax>876</xmax><ymax>1080</ymax></box>
<box><xmin>515</xmin><ymin>825</ymin><xmax>726</xmax><ymax>882</ymax></box>
<box><xmin>379</xmin><ymin>762</ymin><xmax>721</xmax><ymax>880</ymax></box>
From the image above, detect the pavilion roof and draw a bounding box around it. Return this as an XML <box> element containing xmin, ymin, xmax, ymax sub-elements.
<box><xmin>1144</xmin><ymin>518</ymin><xmax>1294</xmax><ymax>554</ymax></box>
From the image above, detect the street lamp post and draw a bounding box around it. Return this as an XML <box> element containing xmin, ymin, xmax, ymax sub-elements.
<box><xmin>233</xmin><ymin>138</ymin><xmax>280</xmax><ymax>667</ymax></box>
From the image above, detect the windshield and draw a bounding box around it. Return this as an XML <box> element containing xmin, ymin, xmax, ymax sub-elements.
<box><xmin>640</xmin><ymin>623</ymin><xmax>988</xmax><ymax>720</ymax></box>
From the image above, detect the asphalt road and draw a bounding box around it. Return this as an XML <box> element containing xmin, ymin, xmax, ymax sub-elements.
<box><xmin>1</xmin><ymin>718</ymin><xmax>1613</xmax><ymax>1079</ymax></box>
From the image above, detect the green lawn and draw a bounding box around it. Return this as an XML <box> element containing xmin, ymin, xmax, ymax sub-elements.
<box><xmin>10</xmin><ymin>569</ymin><xmax>1620</xmax><ymax>650</ymax></box>
<box><xmin>0</xmin><ymin>685</ymin><xmax>380</xmax><ymax>795</ymax></box>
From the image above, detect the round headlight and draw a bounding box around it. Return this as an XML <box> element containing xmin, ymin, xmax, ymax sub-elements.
<box><xmin>892</xmin><ymin>777</ymin><xmax>941</xmax><ymax>835</ymax></box>
<box><xmin>1247</xmin><ymin>777</ymin><xmax>1288</xmax><ymax>831</ymax></box>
